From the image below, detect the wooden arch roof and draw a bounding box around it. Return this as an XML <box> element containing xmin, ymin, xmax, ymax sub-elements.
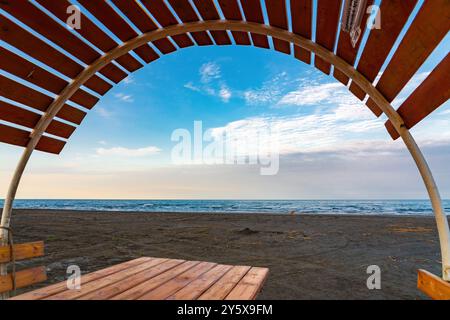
<box><xmin>0</xmin><ymin>0</ymin><xmax>449</xmax><ymax>154</ymax></box>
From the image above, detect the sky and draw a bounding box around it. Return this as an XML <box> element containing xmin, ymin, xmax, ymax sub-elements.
<box><xmin>0</xmin><ymin>0</ymin><xmax>449</xmax><ymax>200</ymax></box>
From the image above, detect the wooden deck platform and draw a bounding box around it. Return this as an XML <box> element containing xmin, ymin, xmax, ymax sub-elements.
<box><xmin>10</xmin><ymin>257</ymin><xmax>269</xmax><ymax>300</ymax></box>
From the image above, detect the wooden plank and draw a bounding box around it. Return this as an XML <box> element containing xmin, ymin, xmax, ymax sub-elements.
<box><xmin>35</xmin><ymin>0</ymin><xmax>142</xmax><ymax>74</ymax></box>
<box><xmin>80</xmin><ymin>259</ymin><xmax>184</xmax><ymax>300</ymax></box>
<box><xmin>290</xmin><ymin>0</ymin><xmax>312</xmax><ymax>64</ymax></box>
<box><xmin>167</xmin><ymin>0</ymin><xmax>214</xmax><ymax>46</ymax></box>
<box><xmin>417</xmin><ymin>269</ymin><xmax>450</xmax><ymax>300</ymax></box>
<box><xmin>367</xmin><ymin>0</ymin><xmax>450</xmax><ymax>111</ymax></box>
<box><xmin>111</xmin><ymin>261</ymin><xmax>200</xmax><ymax>300</ymax></box>
<box><xmin>111</xmin><ymin>0</ymin><xmax>176</xmax><ymax>54</ymax></box>
<box><xmin>385</xmin><ymin>53</ymin><xmax>450</xmax><ymax>140</ymax></box>
<box><xmin>0</xmin><ymin>267</ymin><xmax>47</xmax><ymax>294</ymax></box>
<box><xmin>365</xmin><ymin>98</ymin><xmax>383</xmax><ymax>118</ymax></box>
<box><xmin>265</xmin><ymin>0</ymin><xmax>290</xmax><ymax>54</ymax></box>
<box><xmin>217</xmin><ymin>0</ymin><xmax>251</xmax><ymax>45</ymax></box>
<box><xmin>0</xmin><ymin>47</ymin><xmax>98</xmax><ymax>110</ymax></box>
<box><xmin>240</xmin><ymin>0</ymin><xmax>270</xmax><ymax>49</ymax></box>
<box><xmin>314</xmin><ymin>0</ymin><xmax>342</xmax><ymax>74</ymax></box>
<box><xmin>167</xmin><ymin>264</ymin><xmax>233</xmax><ymax>300</ymax></box>
<box><xmin>77</xmin><ymin>0</ymin><xmax>158</xmax><ymax>65</ymax></box>
<box><xmin>193</xmin><ymin>0</ymin><xmax>232</xmax><ymax>45</ymax></box>
<box><xmin>0</xmin><ymin>123</ymin><xmax>66</xmax><ymax>154</ymax></box>
<box><xmin>198</xmin><ymin>266</ymin><xmax>251</xmax><ymax>300</ymax></box>
<box><xmin>333</xmin><ymin>0</ymin><xmax>374</xmax><ymax>85</ymax></box>
<box><xmin>0</xmin><ymin>101</ymin><xmax>76</xmax><ymax>139</ymax></box>
<box><xmin>225</xmin><ymin>267</ymin><xmax>269</xmax><ymax>300</ymax></box>
<box><xmin>140</xmin><ymin>0</ymin><xmax>194</xmax><ymax>48</ymax></box>
<box><xmin>0</xmin><ymin>75</ymin><xmax>86</xmax><ymax>125</ymax></box>
<box><xmin>0</xmin><ymin>241</ymin><xmax>44</xmax><ymax>264</ymax></box>
<box><xmin>137</xmin><ymin>262</ymin><xmax>217</xmax><ymax>300</ymax></box>
<box><xmin>45</xmin><ymin>258</ymin><xmax>166</xmax><ymax>300</ymax></box>
<box><xmin>349</xmin><ymin>0</ymin><xmax>418</xmax><ymax>101</ymax></box>
<box><xmin>0</xmin><ymin>0</ymin><xmax>126</xmax><ymax>84</ymax></box>
<box><xmin>0</xmin><ymin>16</ymin><xmax>82</xmax><ymax>79</ymax></box>
<box><xmin>1</xmin><ymin>15</ymin><xmax>110</xmax><ymax>95</ymax></box>
<box><xmin>10</xmin><ymin>257</ymin><xmax>150</xmax><ymax>300</ymax></box>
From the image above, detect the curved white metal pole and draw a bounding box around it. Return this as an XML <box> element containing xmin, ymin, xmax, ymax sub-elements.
<box><xmin>1</xmin><ymin>20</ymin><xmax>448</xmax><ymax>280</ymax></box>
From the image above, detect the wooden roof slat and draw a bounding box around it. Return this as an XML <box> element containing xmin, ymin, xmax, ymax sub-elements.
<box><xmin>0</xmin><ymin>0</ymin><xmax>128</xmax><ymax>84</ymax></box>
<box><xmin>0</xmin><ymin>47</ymin><xmax>98</xmax><ymax>110</ymax></box>
<box><xmin>0</xmin><ymin>101</ymin><xmax>76</xmax><ymax>139</ymax></box>
<box><xmin>0</xmin><ymin>75</ymin><xmax>86</xmax><ymax>125</ymax></box>
<box><xmin>0</xmin><ymin>123</ymin><xmax>65</xmax><ymax>154</ymax></box>
<box><xmin>217</xmin><ymin>0</ymin><xmax>251</xmax><ymax>45</ymax></box>
<box><xmin>137</xmin><ymin>262</ymin><xmax>217</xmax><ymax>300</ymax></box>
<box><xmin>314</xmin><ymin>0</ymin><xmax>342</xmax><ymax>74</ymax></box>
<box><xmin>167</xmin><ymin>264</ymin><xmax>233</xmax><ymax>300</ymax></box>
<box><xmin>348</xmin><ymin>0</ymin><xmax>418</xmax><ymax>104</ymax></box>
<box><xmin>385</xmin><ymin>53</ymin><xmax>450</xmax><ymax>140</ymax></box>
<box><xmin>1</xmin><ymin>16</ymin><xmax>82</xmax><ymax>79</ymax></box>
<box><xmin>167</xmin><ymin>0</ymin><xmax>214</xmax><ymax>46</ymax></box>
<box><xmin>290</xmin><ymin>0</ymin><xmax>312</xmax><ymax>64</ymax></box>
<box><xmin>10</xmin><ymin>257</ymin><xmax>151</xmax><ymax>300</ymax></box>
<box><xmin>111</xmin><ymin>0</ymin><xmax>177</xmax><ymax>54</ymax></box>
<box><xmin>193</xmin><ymin>0</ymin><xmax>232</xmax><ymax>45</ymax></box>
<box><xmin>35</xmin><ymin>0</ymin><xmax>142</xmax><ymax>73</ymax></box>
<box><xmin>265</xmin><ymin>0</ymin><xmax>291</xmax><ymax>55</ymax></box>
<box><xmin>140</xmin><ymin>0</ymin><xmax>194</xmax><ymax>48</ymax></box>
<box><xmin>333</xmin><ymin>0</ymin><xmax>374</xmax><ymax>85</ymax></box>
<box><xmin>240</xmin><ymin>0</ymin><xmax>270</xmax><ymax>49</ymax></box>
<box><xmin>225</xmin><ymin>267</ymin><xmax>269</xmax><ymax>300</ymax></box>
<box><xmin>77</xmin><ymin>0</ymin><xmax>158</xmax><ymax>65</ymax></box>
<box><xmin>367</xmin><ymin>0</ymin><xmax>450</xmax><ymax>111</ymax></box>
<box><xmin>80</xmin><ymin>259</ymin><xmax>184</xmax><ymax>300</ymax></box>
<box><xmin>198</xmin><ymin>265</ymin><xmax>251</xmax><ymax>300</ymax></box>
<box><xmin>0</xmin><ymin>16</ymin><xmax>112</xmax><ymax>96</ymax></box>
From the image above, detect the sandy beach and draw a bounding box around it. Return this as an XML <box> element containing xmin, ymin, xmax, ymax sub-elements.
<box><xmin>8</xmin><ymin>209</ymin><xmax>447</xmax><ymax>300</ymax></box>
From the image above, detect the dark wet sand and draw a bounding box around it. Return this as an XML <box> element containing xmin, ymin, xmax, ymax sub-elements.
<box><xmin>7</xmin><ymin>209</ymin><xmax>447</xmax><ymax>300</ymax></box>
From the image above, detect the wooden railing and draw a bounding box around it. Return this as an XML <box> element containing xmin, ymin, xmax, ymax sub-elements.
<box><xmin>0</xmin><ymin>241</ymin><xmax>47</xmax><ymax>295</ymax></box>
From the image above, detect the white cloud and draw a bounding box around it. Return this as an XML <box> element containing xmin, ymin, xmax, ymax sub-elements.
<box><xmin>114</xmin><ymin>93</ymin><xmax>134</xmax><ymax>103</ymax></box>
<box><xmin>184</xmin><ymin>82</ymin><xmax>201</xmax><ymax>92</ymax></box>
<box><xmin>278</xmin><ymin>83</ymin><xmax>343</xmax><ymax>106</ymax></box>
<box><xmin>184</xmin><ymin>63</ymin><xmax>232</xmax><ymax>103</ymax></box>
<box><xmin>208</xmin><ymin>103</ymin><xmax>384</xmax><ymax>157</ymax></box>
<box><xmin>96</xmin><ymin>107</ymin><xmax>113</xmax><ymax>118</ymax></box>
<box><xmin>123</xmin><ymin>76</ymin><xmax>134</xmax><ymax>85</ymax></box>
<box><xmin>200</xmin><ymin>62</ymin><xmax>221</xmax><ymax>83</ymax></box>
<box><xmin>96</xmin><ymin>146</ymin><xmax>161</xmax><ymax>157</ymax></box>
<box><xmin>219</xmin><ymin>85</ymin><xmax>232</xmax><ymax>102</ymax></box>
<box><xmin>242</xmin><ymin>72</ymin><xmax>290</xmax><ymax>105</ymax></box>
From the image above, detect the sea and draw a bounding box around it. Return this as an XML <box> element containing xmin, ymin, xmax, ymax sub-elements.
<box><xmin>1</xmin><ymin>199</ymin><xmax>449</xmax><ymax>216</ymax></box>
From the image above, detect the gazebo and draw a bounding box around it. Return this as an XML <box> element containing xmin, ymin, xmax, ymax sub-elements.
<box><xmin>0</xmin><ymin>0</ymin><xmax>449</xmax><ymax>299</ymax></box>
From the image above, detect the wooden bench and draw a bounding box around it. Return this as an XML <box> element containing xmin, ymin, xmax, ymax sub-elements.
<box><xmin>10</xmin><ymin>257</ymin><xmax>269</xmax><ymax>300</ymax></box>
<box><xmin>0</xmin><ymin>241</ymin><xmax>47</xmax><ymax>296</ymax></box>
<box><xmin>417</xmin><ymin>269</ymin><xmax>450</xmax><ymax>300</ymax></box>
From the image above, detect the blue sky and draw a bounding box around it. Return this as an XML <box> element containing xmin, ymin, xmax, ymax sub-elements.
<box><xmin>0</xmin><ymin>0</ymin><xmax>449</xmax><ymax>199</ymax></box>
